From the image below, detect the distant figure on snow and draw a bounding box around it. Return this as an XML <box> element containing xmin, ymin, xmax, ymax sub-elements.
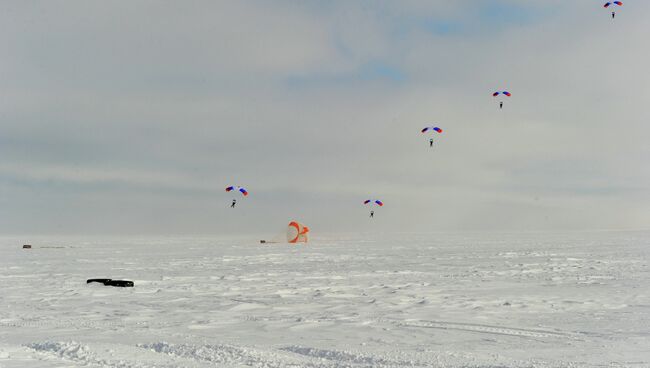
<box><xmin>429</xmin><ymin>138</ymin><xmax>434</xmax><ymax>148</ymax></box>
<box><xmin>231</xmin><ymin>199</ymin><xmax>236</xmax><ymax>208</ymax></box>
<box><xmin>370</xmin><ymin>210</ymin><xmax>374</xmax><ymax>218</ymax></box>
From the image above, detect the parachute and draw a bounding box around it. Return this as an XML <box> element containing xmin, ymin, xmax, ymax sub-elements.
<box><xmin>260</xmin><ymin>221</ymin><xmax>310</xmax><ymax>244</ymax></box>
<box><xmin>225</xmin><ymin>186</ymin><xmax>249</xmax><ymax>196</ymax></box>
<box><xmin>287</xmin><ymin>221</ymin><xmax>309</xmax><ymax>243</ymax></box>
<box><xmin>493</xmin><ymin>91</ymin><xmax>511</xmax><ymax>109</ymax></box>
<box><xmin>603</xmin><ymin>1</ymin><xmax>622</xmax><ymax>8</ymax></box>
<box><xmin>421</xmin><ymin>126</ymin><xmax>443</xmax><ymax>134</ymax></box>
<box><xmin>604</xmin><ymin>1</ymin><xmax>622</xmax><ymax>18</ymax></box>
<box><xmin>364</xmin><ymin>199</ymin><xmax>384</xmax><ymax>207</ymax></box>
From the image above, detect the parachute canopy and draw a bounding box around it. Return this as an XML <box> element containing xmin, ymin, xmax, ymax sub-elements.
<box><xmin>287</xmin><ymin>221</ymin><xmax>309</xmax><ymax>243</ymax></box>
<box><xmin>604</xmin><ymin>1</ymin><xmax>622</xmax><ymax>7</ymax></box>
<box><xmin>421</xmin><ymin>126</ymin><xmax>443</xmax><ymax>134</ymax></box>
<box><xmin>492</xmin><ymin>91</ymin><xmax>512</xmax><ymax>97</ymax></box>
<box><xmin>364</xmin><ymin>199</ymin><xmax>384</xmax><ymax>207</ymax></box>
<box><xmin>226</xmin><ymin>186</ymin><xmax>248</xmax><ymax>196</ymax></box>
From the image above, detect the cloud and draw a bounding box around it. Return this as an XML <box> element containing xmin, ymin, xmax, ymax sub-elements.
<box><xmin>0</xmin><ymin>1</ymin><xmax>648</xmax><ymax>234</ymax></box>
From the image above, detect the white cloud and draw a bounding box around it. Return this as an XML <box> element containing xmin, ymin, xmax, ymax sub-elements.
<box><xmin>0</xmin><ymin>1</ymin><xmax>648</xmax><ymax>234</ymax></box>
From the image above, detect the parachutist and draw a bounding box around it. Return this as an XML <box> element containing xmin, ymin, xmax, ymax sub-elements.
<box><xmin>226</xmin><ymin>186</ymin><xmax>247</xmax><ymax>208</ymax></box>
<box><xmin>493</xmin><ymin>91</ymin><xmax>511</xmax><ymax>108</ymax></box>
<box><xmin>604</xmin><ymin>2</ymin><xmax>622</xmax><ymax>18</ymax></box>
<box><xmin>422</xmin><ymin>127</ymin><xmax>443</xmax><ymax>147</ymax></box>
<box><xmin>364</xmin><ymin>199</ymin><xmax>383</xmax><ymax>217</ymax></box>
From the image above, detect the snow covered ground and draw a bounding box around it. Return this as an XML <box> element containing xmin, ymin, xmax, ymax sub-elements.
<box><xmin>0</xmin><ymin>231</ymin><xmax>648</xmax><ymax>367</ymax></box>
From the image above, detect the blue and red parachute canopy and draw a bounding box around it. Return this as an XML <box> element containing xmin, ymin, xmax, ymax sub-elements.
<box><xmin>364</xmin><ymin>199</ymin><xmax>384</xmax><ymax>206</ymax></box>
<box><xmin>604</xmin><ymin>1</ymin><xmax>622</xmax><ymax>8</ymax></box>
<box><xmin>493</xmin><ymin>91</ymin><xmax>512</xmax><ymax>97</ymax></box>
<box><xmin>226</xmin><ymin>186</ymin><xmax>249</xmax><ymax>196</ymax></box>
<box><xmin>421</xmin><ymin>126</ymin><xmax>443</xmax><ymax>134</ymax></box>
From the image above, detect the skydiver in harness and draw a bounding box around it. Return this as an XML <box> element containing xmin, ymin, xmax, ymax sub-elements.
<box><xmin>370</xmin><ymin>210</ymin><xmax>374</xmax><ymax>218</ymax></box>
<box><xmin>612</xmin><ymin>11</ymin><xmax>615</xmax><ymax>19</ymax></box>
<box><xmin>231</xmin><ymin>199</ymin><xmax>236</xmax><ymax>208</ymax></box>
<box><xmin>429</xmin><ymin>138</ymin><xmax>434</xmax><ymax>148</ymax></box>
<box><xmin>500</xmin><ymin>101</ymin><xmax>503</xmax><ymax>109</ymax></box>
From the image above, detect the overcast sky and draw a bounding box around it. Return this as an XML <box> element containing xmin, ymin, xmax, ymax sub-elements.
<box><xmin>1</xmin><ymin>1</ymin><xmax>649</xmax><ymax>235</ymax></box>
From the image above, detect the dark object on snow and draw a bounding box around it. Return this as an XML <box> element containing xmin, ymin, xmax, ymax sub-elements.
<box><xmin>260</xmin><ymin>240</ymin><xmax>266</xmax><ymax>244</ymax></box>
<box><xmin>106</xmin><ymin>280</ymin><xmax>134</xmax><ymax>287</ymax></box>
<box><xmin>87</xmin><ymin>278</ymin><xmax>113</xmax><ymax>285</ymax></box>
<box><xmin>86</xmin><ymin>279</ymin><xmax>134</xmax><ymax>287</ymax></box>
<box><xmin>22</xmin><ymin>244</ymin><xmax>32</xmax><ymax>249</ymax></box>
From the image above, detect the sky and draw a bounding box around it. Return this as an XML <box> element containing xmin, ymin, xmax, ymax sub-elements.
<box><xmin>1</xmin><ymin>0</ymin><xmax>649</xmax><ymax>235</ymax></box>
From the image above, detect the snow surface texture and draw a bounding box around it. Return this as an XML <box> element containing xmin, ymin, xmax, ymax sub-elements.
<box><xmin>0</xmin><ymin>232</ymin><xmax>648</xmax><ymax>367</ymax></box>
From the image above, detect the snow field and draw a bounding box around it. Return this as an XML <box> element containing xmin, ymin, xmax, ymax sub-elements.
<box><xmin>0</xmin><ymin>232</ymin><xmax>648</xmax><ymax>367</ymax></box>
